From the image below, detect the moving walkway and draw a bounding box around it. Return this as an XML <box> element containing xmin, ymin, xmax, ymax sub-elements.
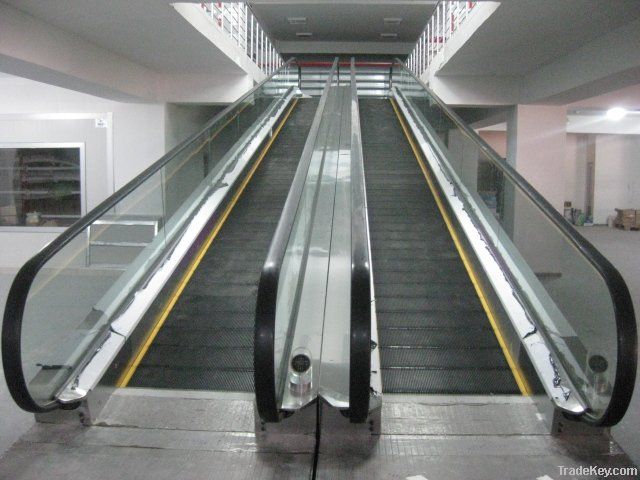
<box><xmin>2</xmin><ymin>62</ymin><xmax>308</xmax><ymax>409</ymax></box>
<box><xmin>360</xmin><ymin>97</ymin><xmax>523</xmax><ymax>395</ymax></box>
<box><xmin>2</xmin><ymin>58</ymin><xmax>636</xmax><ymax>441</ymax></box>
<box><xmin>122</xmin><ymin>98</ymin><xmax>319</xmax><ymax>391</ymax></box>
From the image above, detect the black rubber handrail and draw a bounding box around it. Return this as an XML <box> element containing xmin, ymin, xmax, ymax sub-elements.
<box><xmin>393</xmin><ymin>60</ymin><xmax>637</xmax><ymax>427</ymax></box>
<box><xmin>2</xmin><ymin>59</ymin><xmax>297</xmax><ymax>413</ymax></box>
<box><xmin>348</xmin><ymin>58</ymin><xmax>372</xmax><ymax>423</ymax></box>
<box><xmin>254</xmin><ymin>58</ymin><xmax>339</xmax><ymax>422</ymax></box>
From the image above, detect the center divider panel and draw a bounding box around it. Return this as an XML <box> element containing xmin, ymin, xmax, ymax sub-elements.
<box><xmin>359</xmin><ymin>98</ymin><xmax>519</xmax><ymax>395</ymax></box>
<box><xmin>127</xmin><ymin>98</ymin><xmax>320</xmax><ymax>391</ymax></box>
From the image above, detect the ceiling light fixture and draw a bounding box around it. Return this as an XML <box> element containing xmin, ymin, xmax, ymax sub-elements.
<box><xmin>383</xmin><ymin>17</ymin><xmax>402</xmax><ymax>25</ymax></box>
<box><xmin>606</xmin><ymin>107</ymin><xmax>628</xmax><ymax>121</ymax></box>
<box><xmin>296</xmin><ymin>32</ymin><xmax>313</xmax><ymax>38</ymax></box>
<box><xmin>380</xmin><ymin>33</ymin><xmax>398</xmax><ymax>39</ymax></box>
<box><xmin>287</xmin><ymin>17</ymin><xmax>307</xmax><ymax>25</ymax></box>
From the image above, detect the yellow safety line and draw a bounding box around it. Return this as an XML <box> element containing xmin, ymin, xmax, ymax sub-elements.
<box><xmin>389</xmin><ymin>98</ymin><xmax>532</xmax><ymax>396</ymax></box>
<box><xmin>116</xmin><ymin>98</ymin><xmax>300</xmax><ymax>387</ymax></box>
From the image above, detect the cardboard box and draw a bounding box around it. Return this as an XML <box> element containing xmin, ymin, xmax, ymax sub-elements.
<box><xmin>615</xmin><ymin>208</ymin><xmax>639</xmax><ymax>230</ymax></box>
<box><xmin>0</xmin><ymin>205</ymin><xmax>18</xmax><ymax>226</ymax></box>
<box><xmin>616</xmin><ymin>208</ymin><xmax>635</xmax><ymax>217</ymax></box>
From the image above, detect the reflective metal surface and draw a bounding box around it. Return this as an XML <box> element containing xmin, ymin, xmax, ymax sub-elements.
<box><xmin>261</xmin><ymin>59</ymin><xmax>373</xmax><ymax>418</ymax></box>
<box><xmin>280</xmin><ymin>85</ymin><xmax>349</xmax><ymax>411</ymax></box>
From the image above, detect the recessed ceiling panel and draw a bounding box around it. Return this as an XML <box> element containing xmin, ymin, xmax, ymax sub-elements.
<box><xmin>250</xmin><ymin>3</ymin><xmax>434</xmax><ymax>43</ymax></box>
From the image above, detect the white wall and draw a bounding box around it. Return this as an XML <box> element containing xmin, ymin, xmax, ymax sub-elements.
<box><xmin>0</xmin><ymin>2</ymin><xmax>156</xmax><ymax>102</ymax></box>
<box><xmin>0</xmin><ymin>75</ymin><xmax>166</xmax><ymax>268</ymax></box>
<box><xmin>427</xmin><ymin>74</ymin><xmax>521</xmax><ymax>107</ymax></box>
<box><xmin>0</xmin><ymin>75</ymin><xmax>227</xmax><ymax>268</ymax></box>
<box><xmin>0</xmin><ymin>2</ymin><xmax>260</xmax><ymax>103</ymax></box>
<box><xmin>0</xmin><ymin>75</ymin><xmax>167</xmax><ymax>189</ymax></box>
<box><xmin>593</xmin><ymin>134</ymin><xmax>640</xmax><ymax>224</ymax></box>
<box><xmin>164</xmin><ymin>104</ymin><xmax>224</xmax><ymax>151</ymax></box>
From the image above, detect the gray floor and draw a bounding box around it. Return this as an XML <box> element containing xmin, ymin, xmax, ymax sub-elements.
<box><xmin>0</xmin><ymin>270</ymin><xmax>35</xmax><ymax>458</ymax></box>
<box><xmin>577</xmin><ymin>226</ymin><xmax>640</xmax><ymax>466</ymax></box>
<box><xmin>317</xmin><ymin>395</ymin><xmax>636</xmax><ymax>480</ymax></box>
<box><xmin>0</xmin><ymin>391</ymin><xmax>637</xmax><ymax>479</ymax></box>
<box><xmin>1</xmin><ymin>390</ymin><xmax>316</xmax><ymax>480</ymax></box>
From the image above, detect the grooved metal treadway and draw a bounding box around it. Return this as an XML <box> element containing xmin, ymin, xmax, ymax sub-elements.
<box><xmin>127</xmin><ymin>98</ymin><xmax>319</xmax><ymax>391</ymax></box>
<box><xmin>359</xmin><ymin>98</ymin><xmax>519</xmax><ymax>395</ymax></box>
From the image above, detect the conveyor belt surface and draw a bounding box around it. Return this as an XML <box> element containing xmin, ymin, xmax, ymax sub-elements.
<box><xmin>359</xmin><ymin>98</ymin><xmax>519</xmax><ymax>394</ymax></box>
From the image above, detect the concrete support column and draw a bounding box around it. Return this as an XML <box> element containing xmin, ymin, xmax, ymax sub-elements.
<box><xmin>507</xmin><ymin>104</ymin><xmax>567</xmax><ymax>213</ymax></box>
<box><xmin>504</xmin><ymin>104</ymin><xmax>568</xmax><ymax>275</ymax></box>
<box><xmin>448</xmin><ymin>129</ymin><xmax>479</xmax><ymax>192</ymax></box>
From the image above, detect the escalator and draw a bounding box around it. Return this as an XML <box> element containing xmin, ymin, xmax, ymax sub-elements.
<box><xmin>1</xmin><ymin>61</ymin><xmax>306</xmax><ymax>412</ymax></box>
<box><xmin>360</xmin><ymin>98</ymin><xmax>522</xmax><ymax>395</ymax></box>
<box><xmin>121</xmin><ymin>98</ymin><xmax>319</xmax><ymax>391</ymax></box>
<box><xmin>253</xmin><ymin>59</ymin><xmax>636</xmax><ymax>431</ymax></box>
<box><xmin>2</xmin><ymin>57</ymin><xmax>636</xmax><ymax>439</ymax></box>
<box><xmin>363</xmin><ymin>63</ymin><xmax>637</xmax><ymax>428</ymax></box>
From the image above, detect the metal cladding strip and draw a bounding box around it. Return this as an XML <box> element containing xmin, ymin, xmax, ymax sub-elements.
<box><xmin>392</xmin><ymin>91</ymin><xmax>586</xmax><ymax>415</ymax></box>
<box><xmin>255</xmin><ymin>58</ymin><xmax>340</xmax><ymax>422</ymax></box>
<box><xmin>281</xmin><ymin>85</ymin><xmax>344</xmax><ymax>412</ymax></box>
<box><xmin>348</xmin><ymin>58</ymin><xmax>377</xmax><ymax>423</ymax></box>
<box><xmin>271</xmin><ymin>70</ymin><xmax>338</xmax><ymax>412</ymax></box>
<box><xmin>57</xmin><ymin>90</ymin><xmax>297</xmax><ymax>404</ymax></box>
<box><xmin>57</xmin><ymin>333</ymin><xmax>125</xmax><ymax>403</ymax></box>
<box><xmin>316</xmin><ymin>85</ymin><xmax>352</xmax><ymax>411</ymax></box>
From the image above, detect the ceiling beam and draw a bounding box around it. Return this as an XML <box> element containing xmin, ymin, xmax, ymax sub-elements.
<box><xmin>166</xmin><ymin>1</ymin><xmax>438</xmax><ymax>3</ymax></box>
<box><xmin>277</xmin><ymin>40</ymin><xmax>413</xmax><ymax>55</ymax></box>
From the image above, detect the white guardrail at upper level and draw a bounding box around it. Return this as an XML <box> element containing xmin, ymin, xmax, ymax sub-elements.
<box><xmin>407</xmin><ymin>1</ymin><xmax>478</xmax><ymax>78</ymax></box>
<box><xmin>201</xmin><ymin>2</ymin><xmax>283</xmax><ymax>75</ymax></box>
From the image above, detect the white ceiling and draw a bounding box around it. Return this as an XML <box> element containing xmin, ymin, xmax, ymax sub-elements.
<box><xmin>479</xmin><ymin>114</ymin><xmax>640</xmax><ymax>135</ymax></box>
<box><xmin>3</xmin><ymin>0</ymin><xmax>435</xmax><ymax>67</ymax></box>
<box><xmin>7</xmin><ymin>0</ymin><xmax>639</xmax><ymax>84</ymax></box>
<box><xmin>249</xmin><ymin>2</ymin><xmax>435</xmax><ymax>44</ymax></box>
<box><xmin>439</xmin><ymin>0</ymin><xmax>640</xmax><ymax>76</ymax></box>
<box><xmin>566</xmin><ymin>112</ymin><xmax>640</xmax><ymax>135</ymax></box>
<box><xmin>1</xmin><ymin>0</ymin><xmax>242</xmax><ymax>73</ymax></box>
